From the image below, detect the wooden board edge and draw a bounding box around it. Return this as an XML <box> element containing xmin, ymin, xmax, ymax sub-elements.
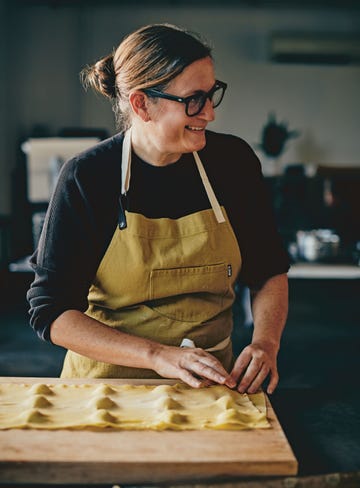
<box><xmin>0</xmin><ymin>459</ymin><xmax>299</xmax><ymax>485</ymax></box>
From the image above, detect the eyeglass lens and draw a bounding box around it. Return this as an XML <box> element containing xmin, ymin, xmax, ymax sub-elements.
<box><xmin>187</xmin><ymin>85</ymin><xmax>225</xmax><ymax>116</ymax></box>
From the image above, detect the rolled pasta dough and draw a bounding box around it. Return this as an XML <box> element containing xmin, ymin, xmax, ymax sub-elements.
<box><xmin>0</xmin><ymin>383</ymin><xmax>270</xmax><ymax>430</ymax></box>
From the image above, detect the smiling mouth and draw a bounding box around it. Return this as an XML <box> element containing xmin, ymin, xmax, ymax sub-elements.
<box><xmin>185</xmin><ymin>126</ymin><xmax>205</xmax><ymax>132</ymax></box>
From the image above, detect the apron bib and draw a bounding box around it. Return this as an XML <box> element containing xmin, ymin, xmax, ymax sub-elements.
<box><xmin>61</xmin><ymin>131</ymin><xmax>242</xmax><ymax>378</ymax></box>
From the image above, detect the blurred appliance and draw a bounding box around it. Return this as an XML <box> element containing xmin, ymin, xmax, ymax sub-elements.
<box><xmin>22</xmin><ymin>137</ymin><xmax>100</xmax><ymax>203</ymax></box>
<box><xmin>22</xmin><ymin>136</ymin><xmax>100</xmax><ymax>253</ymax></box>
<box><xmin>296</xmin><ymin>229</ymin><xmax>341</xmax><ymax>262</ymax></box>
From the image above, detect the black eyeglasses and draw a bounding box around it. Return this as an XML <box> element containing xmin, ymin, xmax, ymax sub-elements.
<box><xmin>143</xmin><ymin>80</ymin><xmax>227</xmax><ymax>117</ymax></box>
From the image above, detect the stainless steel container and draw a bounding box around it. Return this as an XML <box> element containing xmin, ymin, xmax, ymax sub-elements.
<box><xmin>296</xmin><ymin>229</ymin><xmax>341</xmax><ymax>262</ymax></box>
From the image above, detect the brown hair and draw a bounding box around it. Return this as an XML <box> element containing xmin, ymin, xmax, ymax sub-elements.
<box><xmin>81</xmin><ymin>23</ymin><xmax>212</xmax><ymax>132</ymax></box>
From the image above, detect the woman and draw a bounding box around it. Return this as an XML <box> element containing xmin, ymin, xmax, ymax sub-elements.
<box><xmin>27</xmin><ymin>23</ymin><xmax>289</xmax><ymax>394</ymax></box>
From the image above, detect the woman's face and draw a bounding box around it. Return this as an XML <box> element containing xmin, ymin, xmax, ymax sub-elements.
<box><xmin>143</xmin><ymin>57</ymin><xmax>217</xmax><ymax>163</ymax></box>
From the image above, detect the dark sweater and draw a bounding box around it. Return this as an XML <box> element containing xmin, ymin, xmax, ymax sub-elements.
<box><xmin>27</xmin><ymin>130</ymin><xmax>290</xmax><ymax>342</ymax></box>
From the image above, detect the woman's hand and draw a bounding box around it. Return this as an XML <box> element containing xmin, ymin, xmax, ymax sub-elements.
<box><xmin>151</xmin><ymin>344</ymin><xmax>236</xmax><ymax>389</ymax></box>
<box><xmin>230</xmin><ymin>340</ymin><xmax>279</xmax><ymax>394</ymax></box>
<box><xmin>231</xmin><ymin>273</ymin><xmax>288</xmax><ymax>395</ymax></box>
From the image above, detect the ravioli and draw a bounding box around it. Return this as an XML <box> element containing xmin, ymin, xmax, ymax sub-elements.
<box><xmin>0</xmin><ymin>383</ymin><xmax>270</xmax><ymax>431</ymax></box>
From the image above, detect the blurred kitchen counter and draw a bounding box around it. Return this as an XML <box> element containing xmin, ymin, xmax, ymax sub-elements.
<box><xmin>288</xmin><ymin>263</ymin><xmax>360</xmax><ymax>279</ymax></box>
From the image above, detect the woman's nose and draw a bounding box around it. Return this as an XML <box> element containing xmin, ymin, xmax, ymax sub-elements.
<box><xmin>201</xmin><ymin>98</ymin><xmax>215</xmax><ymax>121</ymax></box>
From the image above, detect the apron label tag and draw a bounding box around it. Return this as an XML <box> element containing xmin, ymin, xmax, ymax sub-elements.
<box><xmin>227</xmin><ymin>264</ymin><xmax>232</xmax><ymax>277</ymax></box>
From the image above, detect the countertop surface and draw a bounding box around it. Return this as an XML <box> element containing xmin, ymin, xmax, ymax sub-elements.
<box><xmin>288</xmin><ymin>262</ymin><xmax>360</xmax><ymax>279</ymax></box>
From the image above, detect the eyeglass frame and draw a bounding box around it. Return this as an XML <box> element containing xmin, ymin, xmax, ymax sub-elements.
<box><xmin>142</xmin><ymin>80</ymin><xmax>227</xmax><ymax>117</ymax></box>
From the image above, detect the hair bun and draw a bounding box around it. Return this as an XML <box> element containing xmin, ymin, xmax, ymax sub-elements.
<box><xmin>81</xmin><ymin>54</ymin><xmax>117</xmax><ymax>99</ymax></box>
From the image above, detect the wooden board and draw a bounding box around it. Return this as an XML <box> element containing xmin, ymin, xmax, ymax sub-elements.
<box><xmin>0</xmin><ymin>377</ymin><xmax>298</xmax><ymax>484</ymax></box>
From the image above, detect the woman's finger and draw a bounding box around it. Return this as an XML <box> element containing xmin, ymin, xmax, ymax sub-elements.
<box><xmin>196</xmin><ymin>357</ymin><xmax>235</xmax><ymax>387</ymax></box>
<box><xmin>178</xmin><ymin>368</ymin><xmax>204</xmax><ymax>388</ymax></box>
<box><xmin>189</xmin><ymin>360</ymin><xmax>230</xmax><ymax>386</ymax></box>
<box><xmin>230</xmin><ymin>349</ymin><xmax>252</xmax><ymax>383</ymax></box>
<box><xmin>246</xmin><ymin>364</ymin><xmax>270</xmax><ymax>394</ymax></box>
<box><xmin>266</xmin><ymin>367</ymin><xmax>279</xmax><ymax>395</ymax></box>
<box><xmin>236</xmin><ymin>357</ymin><xmax>264</xmax><ymax>393</ymax></box>
<box><xmin>181</xmin><ymin>350</ymin><xmax>236</xmax><ymax>387</ymax></box>
<box><xmin>199</xmin><ymin>378</ymin><xmax>216</xmax><ymax>387</ymax></box>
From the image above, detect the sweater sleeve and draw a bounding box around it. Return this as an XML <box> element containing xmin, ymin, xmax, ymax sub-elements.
<box><xmin>230</xmin><ymin>140</ymin><xmax>290</xmax><ymax>288</ymax></box>
<box><xmin>27</xmin><ymin>138</ymin><xmax>121</xmax><ymax>342</ymax></box>
<box><xmin>202</xmin><ymin>132</ymin><xmax>290</xmax><ymax>289</ymax></box>
<box><xmin>237</xmin><ymin>150</ymin><xmax>289</xmax><ymax>289</ymax></box>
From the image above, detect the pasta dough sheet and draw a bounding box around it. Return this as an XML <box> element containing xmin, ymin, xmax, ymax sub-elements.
<box><xmin>0</xmin><ymin>383</ymin><xmax>271</xmax><ymax>431</ymax></box>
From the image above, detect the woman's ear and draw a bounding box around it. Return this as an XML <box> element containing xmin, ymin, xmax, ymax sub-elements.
<box><xmin>129</xmin><ymin>91</ymin><xmax>151</xmax><ymax>122</ymax></box>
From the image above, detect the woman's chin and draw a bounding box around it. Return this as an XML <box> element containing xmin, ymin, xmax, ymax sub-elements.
<box><xmin>185</xmin><ymin>131</ymin><xmax>207</xmax><ymax>152</ymax></box>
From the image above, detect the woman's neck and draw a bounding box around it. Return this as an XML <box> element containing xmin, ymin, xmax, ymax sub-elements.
<box><xmin>130</xmin><ymin>126</ymin><xmax>181</xmax><ymax>167</ymax></box>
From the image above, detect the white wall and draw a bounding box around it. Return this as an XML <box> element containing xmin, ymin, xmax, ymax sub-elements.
<box><xmin>3</xmin><ymin>3</ymin><xmax>360</xmax><ymax>213</ymax></box>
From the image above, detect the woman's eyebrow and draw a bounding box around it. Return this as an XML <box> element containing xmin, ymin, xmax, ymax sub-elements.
<box><xmin>182</xmin><ymin>81</ymin><xmax>217</xmax><ymax>98</ymax></box>
<box><xmin>185</xmin><ymin>89</ymin><xmax>205</xmax><ymax>97</ymax></box>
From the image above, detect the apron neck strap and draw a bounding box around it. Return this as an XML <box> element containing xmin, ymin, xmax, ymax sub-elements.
<box><xmin>121</xmin><ymin>128</ymin><xmax>132</xmax><ymax>195</ymax></box>
<box><xmin>121</xmin><ymin>129</ymin><xmax>225</xmax><ymax>224</ymax></box>
<box><xmin>192</xmin><ymin>151</ymin><xmax>225</xmax><ymax>223</ymax></box>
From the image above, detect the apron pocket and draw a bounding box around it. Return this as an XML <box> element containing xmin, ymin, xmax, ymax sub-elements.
<box><xmin>149</xmin><ymin>263</ymin><xmax>229</xmax><ymax>322</ymax></box>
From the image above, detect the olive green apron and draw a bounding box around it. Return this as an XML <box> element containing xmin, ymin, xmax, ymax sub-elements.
<box><xmin>61</xmin><ymin>131</ymin><xmax>242</xmax><ymax>378</ymax></box>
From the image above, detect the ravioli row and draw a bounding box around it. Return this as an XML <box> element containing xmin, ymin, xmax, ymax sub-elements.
<box><xmin>0</xmin><ymin>383</ymin><xmax>271</xmax><ymax>430</ymax></box>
